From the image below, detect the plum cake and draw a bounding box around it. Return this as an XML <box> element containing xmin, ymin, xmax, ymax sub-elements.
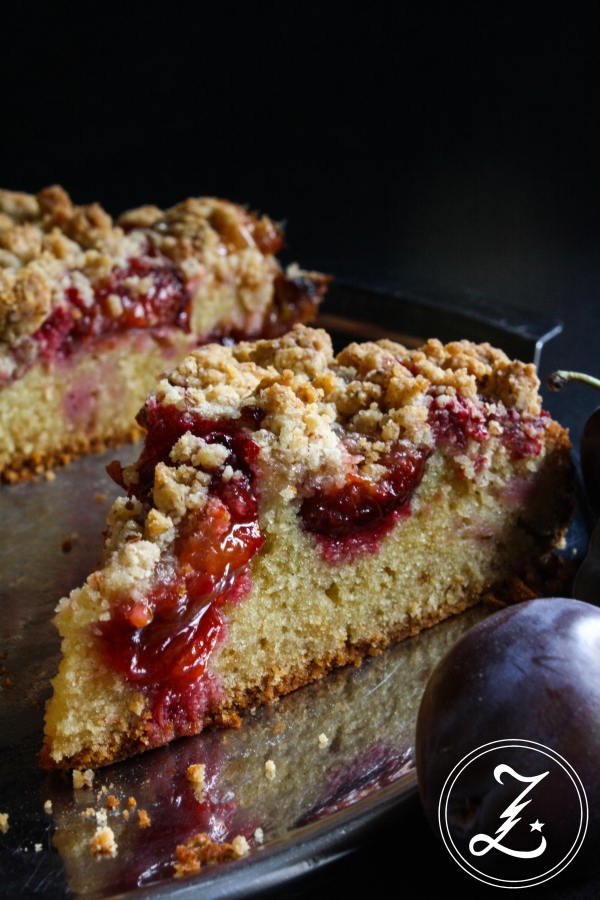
<box><xmin>42</xmin><ymin>325</ymin><xmax>574</xmax><ymax>769</ymax></box>
<box><xmin>0</xmin><ymin>186</ymin><xmax>328</xmax><ymax>482</ymax></box>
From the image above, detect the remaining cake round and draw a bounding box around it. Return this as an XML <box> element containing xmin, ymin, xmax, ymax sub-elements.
<box><xmin>42</xmin><ymin>325</ymin><xmax>574</xmax><ymax>770</ymax></box>
<box><xmin>0</xmin><ymin>186</ymin><xmax>328</xmax><ymax>482</ymax></box>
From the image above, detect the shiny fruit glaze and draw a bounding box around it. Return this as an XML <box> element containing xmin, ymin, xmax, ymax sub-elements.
<box><xmin>301</xmin><ymin>444</ymin><xmax>429</xmax><ymax>562</ymax></box>
<box><xmin>101</xmin><ymin>404</ymin><xmax>264</xmax><ymax>733</ymax></box>
<box><xmin>34</xmin><ymin>254</ymin><xmax>190</xmax><ymax>360</ymax></box>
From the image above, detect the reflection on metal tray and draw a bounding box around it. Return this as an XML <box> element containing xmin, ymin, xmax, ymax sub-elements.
<box><xmin>0</xmin><ymin>284</ymin><xmax>565</xmax><ymax>899</ymax></box>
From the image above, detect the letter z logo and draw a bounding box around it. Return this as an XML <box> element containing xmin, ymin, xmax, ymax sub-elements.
<box><xmin>438</xmin><ymin>740</ymin><xmax>587</xmax><ymax>888</ymax></box>
<box><xmin>469</xmin><ymin>766</ymin><xmax>548</xmax><ymax>859</ymax></box>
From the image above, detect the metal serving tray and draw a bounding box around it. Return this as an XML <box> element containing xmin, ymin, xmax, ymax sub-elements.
<box><xmin>0</xmin><ymin>284</ymin><xmax>565</xmax><ymax>899</ymax></box>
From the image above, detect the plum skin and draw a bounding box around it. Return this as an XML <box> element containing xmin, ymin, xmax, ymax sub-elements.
<box><xmin>416</xmin><ymin>598</ymin><xmax>600</xmax><ymax>881</ymax></box>
<box><xmin>581</xmin><ymin>406</ymin><xmax>600</xmax><ymax>518</ymax></box>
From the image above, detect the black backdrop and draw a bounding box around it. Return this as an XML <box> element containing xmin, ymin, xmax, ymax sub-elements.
<box><xmin>4</xmin><ymin>1</ymin><xmax>600</xmax><ymax>442</ymax></box>
<box><xmin>2</xmin><ymin>2</ymin><xmax>600</xmax><ymax>897</ymax></box>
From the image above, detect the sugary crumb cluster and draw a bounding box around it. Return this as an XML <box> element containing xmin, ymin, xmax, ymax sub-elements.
<box><xmin>186</xmin><ymin>764</ymin><xmax>206</xmax><ymax>785</ymax></box>
<box><xmin>174</xmin><ymin>831</ymin><xmax>250</xmax><ymax>877</ymax></box>
<box><xmin>91</xmin><ymin>825</ymin><xmax>117</xmax><ymax>857</ymax></box>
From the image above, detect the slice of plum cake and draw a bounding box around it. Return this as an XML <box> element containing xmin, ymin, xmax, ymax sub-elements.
<box><xmin>0</xmin><ymin>186</ymin><xmax>328</xmax><ymax>482</ymax></box>
<box><xmin>42</xmin><ymin>325</ymin><xmax>574</xmax><ymax>769</ymax></box>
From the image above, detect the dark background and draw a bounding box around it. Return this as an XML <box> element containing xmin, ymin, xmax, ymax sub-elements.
<box><xmin>2</xmin><ymin>2</ymin><xmax>600</xmax><ymax>897</ymax></box>
<box><xmin>3</xmin><ymin>1</ymin><xmax>600</xmax><ymax>442</ymax></box>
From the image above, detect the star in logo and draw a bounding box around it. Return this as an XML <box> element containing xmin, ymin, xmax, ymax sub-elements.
<box><xmin>530</xmin><ymin>820</ymin><xmax>544</xmax><ymax>832</ymax></box>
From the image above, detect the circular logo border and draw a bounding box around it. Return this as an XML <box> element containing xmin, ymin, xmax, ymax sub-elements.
<box><xmin>437</xmin><ymin>739</ymin><xmax>588</xmax><ymax>889</ymax></box>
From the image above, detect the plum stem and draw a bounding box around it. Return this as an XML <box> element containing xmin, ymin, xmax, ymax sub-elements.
<box><xmin>547</xmin><ymin>370</ymin><xmax>600</xmax><ymax>392</ymax></box>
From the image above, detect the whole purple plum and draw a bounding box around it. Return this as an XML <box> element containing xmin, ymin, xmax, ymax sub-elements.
<box><xmin>580</xmin><ymin>406</ymin><xmax>600</xmax><ymax>518</ymax></box>
<box><xmin>416</xmin><ymin>598</ymin><xmax>600</xmax><ymax>883</ymax></box>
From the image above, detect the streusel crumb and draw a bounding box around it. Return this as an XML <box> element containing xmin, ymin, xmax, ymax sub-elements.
<box><xmin>186</xmin><ymin>764</ymin><xmax>206</xmax><ymax>785</ymax></box>
<box><xmin>174</xmin><ymin>832</ymin><xmax>251</xmax><ymax>877</ymax></box>
<box><xmin>72</xmin><ymin>769</ymin><xmax>94</xmax><ymax>789</ymax></box>
<box><xmin>96</xmin><ymin>809</ymin><xmax>107</xmax><ymax>826</ymax></box>
<box><xmin>91</xmin><ymin>826</ymin><xmax>117</xmax><ymax>857</ymax></box>
<box><xmin>0</xmin><ymin>813</ymin><xmax>8</xmax><ymax>833</ymax></box>
<box><xmin>231</xmin><ymin>835</ymin><xmax>250</xmax><ymax>857</ymax></box>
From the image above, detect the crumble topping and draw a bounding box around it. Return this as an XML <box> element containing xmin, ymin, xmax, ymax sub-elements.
<box><xmin>141</xmin><ymin>325</ymin><xmax>546</xmax><ymax>516</ymax></box>
<box><xmin>186</xmin><ymin>763</ymin><xmax>207</xmax><ymax>801</ymax></box>
<box><xmin>0</xmin><ymin>186</ymin><xmax>328</xmax><ymax>387</ymax></box>
<box><xmin>231</xmin><ymin>835</ymin><xmax>250</xmax><ymax>857</ymax></box>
